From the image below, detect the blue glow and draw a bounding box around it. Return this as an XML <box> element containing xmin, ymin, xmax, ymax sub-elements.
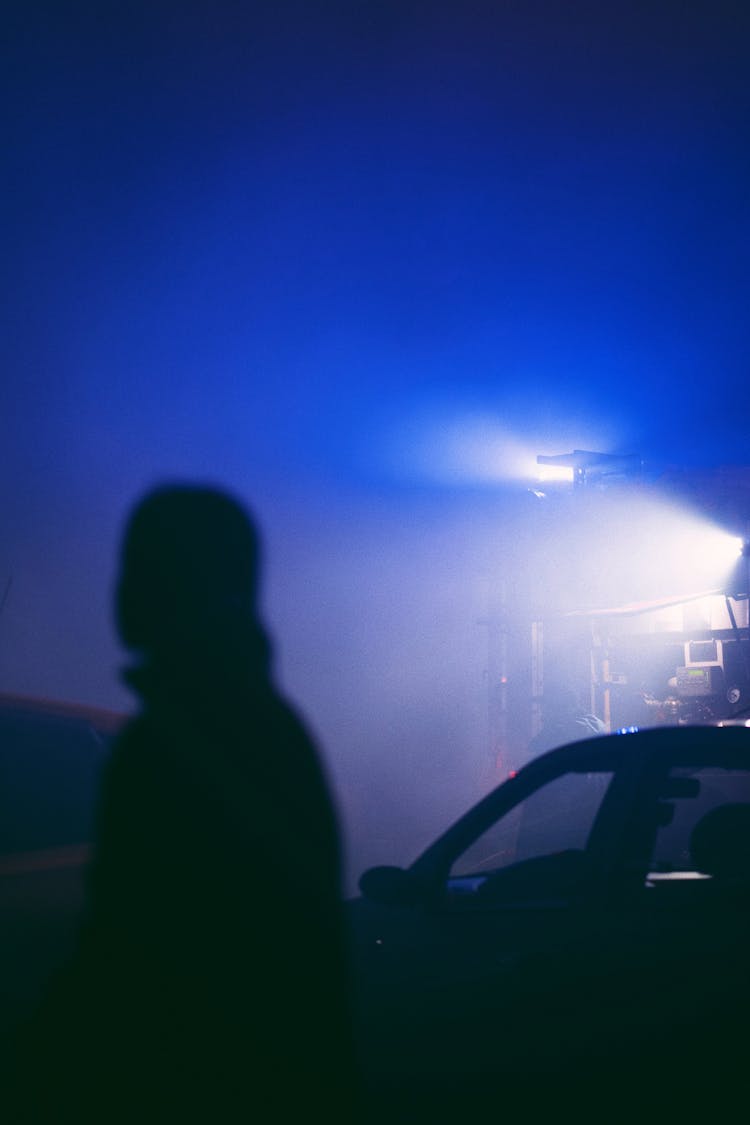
<box><xmin>375</xmin><ymin>397</ymin><xmax>623</xmax><ymax>486</ymax></box>
<box><xmin>5</xmin><ymin>6</ymin><xmax>750</xmax><ymax>502</ymax></box>
<box><xmin>3</xmin><ymin>6</ymin><xmax>750</xmax><ymax>891</ymax></box>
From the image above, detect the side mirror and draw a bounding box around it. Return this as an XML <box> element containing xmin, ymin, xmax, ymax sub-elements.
<box><xmin>358</xmin><ymin>865</ymin><xmax>423</xmax><ymax>907</ymax></box>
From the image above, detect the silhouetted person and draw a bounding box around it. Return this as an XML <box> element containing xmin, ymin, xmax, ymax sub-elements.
<box><xmin>20</xmin><ymin>484</ymin><xmax>358</xmax><ymax>1123</ymax></box>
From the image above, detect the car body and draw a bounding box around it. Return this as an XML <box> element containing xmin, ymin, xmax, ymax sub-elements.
<box><xmin>348</xmin><ymin>725</ymin><xmax>750</xmax><ymax>1120</ymax></box>
<box><xmin>0</xmin><ymin>693</ymin><xmax>122</xmax><ymax>1043</ymax></box>
<box><xmin>1</xmin><ymin>696</ymin><xmax>747</xmax><ymax>1117</ymax></box>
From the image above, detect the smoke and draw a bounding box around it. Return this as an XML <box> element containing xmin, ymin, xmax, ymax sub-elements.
<box><xmin>262</xmin><ymin>491</ymin><xmax>511</xmax><ymax>891</ymax></box>
<box><xmin>1</xmin><ymin>465</ymin><xmax>738</xmax><ymax>895</ymax></box>
<box><xmin>260</xmin><ymin>481</ymin><xmax>737</xmax><ymax>890</ymax></box>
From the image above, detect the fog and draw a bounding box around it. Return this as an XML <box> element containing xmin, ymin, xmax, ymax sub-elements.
<box><xmin>2</xmin><ymin>466</ymin><xmax>741</xmax><ymax>890</ymax></box>
<box><xmin>0</xmin><ymin>477</ymin><xmax>511</xmax><ymax>889</ymax></box>
<box><xmin>4</xmin><ymin>3</ymin><xmax>750</xmax><ymax>891</ymax></box>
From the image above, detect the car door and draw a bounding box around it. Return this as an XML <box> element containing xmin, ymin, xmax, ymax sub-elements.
<box><xmin>353</xmin><ymin>751</ymin><xmax>639</xmax><ymax>1088</ymax></box>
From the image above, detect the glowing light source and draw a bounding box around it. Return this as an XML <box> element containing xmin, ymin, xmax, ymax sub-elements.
<box><xmin>632</xmin><ymin>516</ymin><xmax>743</xmax><ymax>598</ymax></box>
<box><xmin>537</xmin><ymin>463</ymin><xmax>574</xmax><ymax>484</ymax></box>
<box><xmin>536</xmin><ymin>449</ymin><xmax>643</xmax><ymax>488</ymax></box>
<box><xmin>378</xmin><ymin>405</ymin><xmax>621</xmax><ymax>487</ymax></box>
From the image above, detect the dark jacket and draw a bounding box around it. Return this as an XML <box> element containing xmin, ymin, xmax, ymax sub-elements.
<box><xmin>21</xmin><ymin>657</ymin><xmax>357</xmax><ymax>1123</ymax></box>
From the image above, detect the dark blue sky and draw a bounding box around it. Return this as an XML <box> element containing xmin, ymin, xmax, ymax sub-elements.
<box><xmin>5</xmin><ymin>1</ymin><xmax>749</xmax><ymax>500</ymax></box>
<box><xmin>3</xmin><ymin>3</ymin><xmax>750</xmax><ymax>874</ymax></box>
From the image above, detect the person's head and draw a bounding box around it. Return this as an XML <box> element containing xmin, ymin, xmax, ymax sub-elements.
<box><xmin>689</xmin><ymin>802</ymin><xmax>750</xmax><ymax>880</ymax></box>
<box><xmin>116</xmin><ymin>483</ymin><xmax>263</xmax><ymax>663</ymax></box>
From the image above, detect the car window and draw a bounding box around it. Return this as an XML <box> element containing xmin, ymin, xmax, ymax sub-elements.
<box><xmin>648</xmin><ymin>766</ymin><xmax>750</xmax><ymax>879</ymax></box>
<box><xmin>450</xmin><ymin>770</ymin><xmax>614</xmax><ymax>879</ymax></box>
<box><xmin>0</xmin><ymin>711</ymin><xmax>112</xmax><ymax>854</ymax></box>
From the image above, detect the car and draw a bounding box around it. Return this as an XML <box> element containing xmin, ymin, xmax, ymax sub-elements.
<box><xmin>0</xmin><ymin>693</ymin><xmax>122</xmax><ymax>1047</ymax></box>
<box><xmin>348</xmin><ymin>724</ymin><xmax>750</xmax><ymax>1122</ymax></box>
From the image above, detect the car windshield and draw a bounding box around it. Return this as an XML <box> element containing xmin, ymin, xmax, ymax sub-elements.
<box><xmin>450</xmin><ymin>769</ymin><xmax>614</xmax><ymax>879</ymax></box>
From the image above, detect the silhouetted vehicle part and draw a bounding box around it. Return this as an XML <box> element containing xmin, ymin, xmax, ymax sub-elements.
<box><xmin>0</xmin><ymin>694</ymin><xmax>121</xmax><ymax>1039</ymax></box>
<box><xmin>349</xmin><ymin>725</ymin><xmax>750</xmax><ymax>1123</ymax></box>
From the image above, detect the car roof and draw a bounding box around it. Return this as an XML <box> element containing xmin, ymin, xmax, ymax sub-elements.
<box><xmin>411</xmin><ymin>725</ymin><xmax>750</xmax><ymax>878</ymax></box>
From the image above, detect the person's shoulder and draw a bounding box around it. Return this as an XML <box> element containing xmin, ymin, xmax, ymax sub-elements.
<box><xmin>259</xmin><ymin>688</ymin><xmax>320</xmax><ymax>750</ymax></box>
<box><xmin>101</xmin><ymin>712</ymin><xmax>170</xmax><ymax>792</ymax></box>
<box><xmin>109</xmin><ymin>712</ymin><xmax>160</xmax><ymax>759</ymax></box>
<box><xmin>261</xmin><ymin>691</ymin><xmax>338</xmax><ymax>808</ymax></box>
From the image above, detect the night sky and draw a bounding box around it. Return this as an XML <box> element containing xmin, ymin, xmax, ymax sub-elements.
<box><xmin>3</xmin><ymin>2</ymin><xmax>750</xmax><ymax>882</ymax></box>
